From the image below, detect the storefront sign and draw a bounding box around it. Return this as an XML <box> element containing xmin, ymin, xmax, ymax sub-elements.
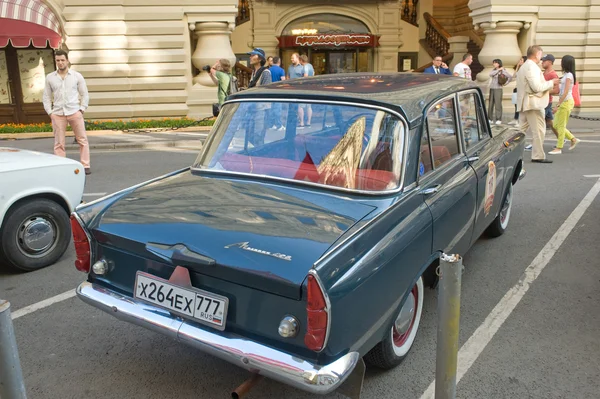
<box><xmin>278</xmin><ymin>34</ymin><xmax>379</xmax><ymax>48</ymax></box>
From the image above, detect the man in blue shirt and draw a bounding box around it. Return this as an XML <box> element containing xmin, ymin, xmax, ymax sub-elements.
<box><xmin>287</xmin><ymin>53</ymin><xmax>305</xmax><ymax>80</ymax></box>
<box><xmin>269</xmin><ymin>57</ymin><xmax>286</xmax><ymax>82</ymax></box>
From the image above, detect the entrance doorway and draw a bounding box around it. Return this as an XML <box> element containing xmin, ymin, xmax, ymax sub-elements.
<box><xmin>278</xmin><ymin>14</ymin><xmax>377</xmax><ymax>75</ymax></box>
<box><xmin>0</xmin><ymin>46</ymin><xmax>55</xmax><ymax>124</ymax></box>
<box><xmin>281</xmin><ymin>49</ymin><xmax>372</xmax><ymax>75</ymax></box>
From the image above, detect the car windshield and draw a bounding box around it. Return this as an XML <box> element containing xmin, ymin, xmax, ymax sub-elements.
<box><xmin>193</xmin><ymin>101</ymin><xmax>405</xmax><ymax>192</ymax></box>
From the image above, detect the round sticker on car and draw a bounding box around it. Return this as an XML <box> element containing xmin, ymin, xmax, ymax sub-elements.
<box><xmin>484</xmin><ymin>161</ymin><xmax>497</xmax><ymax>216</ymax></box>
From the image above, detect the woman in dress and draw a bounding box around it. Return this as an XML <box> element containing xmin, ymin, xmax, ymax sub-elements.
<box><xmin>549</xmin><ymin>55</ymin><xmax>581</xmax><ymax>154</ymax></box>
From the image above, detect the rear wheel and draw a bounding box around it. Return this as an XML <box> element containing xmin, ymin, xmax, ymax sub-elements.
<box><xmin>364</xmin><ymin>277</ymin><xmax>424</xmax><ymax>369</ymax></box>
<box><xmin>486</xmin><ymin>183</ymin><xmax>513</xmax><ymax>238</ymax></box>
<box><xmin>0</xmin><ymin>199</ymin><xmax>71</xmax><ymax>272</ymax></box>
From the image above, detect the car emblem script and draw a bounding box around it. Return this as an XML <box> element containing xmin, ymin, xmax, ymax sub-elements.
<box><xmin>224</xmin><ymin>242</ymin><xmax>292</xmax><ymax>261</ymax></box>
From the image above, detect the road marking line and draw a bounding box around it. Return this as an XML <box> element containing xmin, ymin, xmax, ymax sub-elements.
<box><xmin>420</xmin><ymin>178</ymin><xmax>600</xmax><ymax>399</ymax></box>
<box><xmin>584</xmin><ymin>175</ymin><xmax>600</xmax><ymax>178</ymax></box>
<box><xmin>11</xmin><ymin>289</ymin><xmax>77</xmax><ymax>320</ymax></box>
<box><xmin>83</xmin><ymin>193</ymin><xmax>107</xmax><ymax>197</ymax></box>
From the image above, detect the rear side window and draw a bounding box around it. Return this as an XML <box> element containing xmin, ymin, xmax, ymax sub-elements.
<box><xmin>425</xmin><ymin>98</ymin><xmax>460</xmax><ymax>169</ymax></box>
<box><xmin>458</xmin><ymin>91</ymin><xmax>486</xmax><ymax>148</ymax></box>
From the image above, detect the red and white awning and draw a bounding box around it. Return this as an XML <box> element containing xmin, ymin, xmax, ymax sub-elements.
<box><xmin>0</xmin><ymin>0</ymin><xmax>62</xmax><ymax>48</ymax></box>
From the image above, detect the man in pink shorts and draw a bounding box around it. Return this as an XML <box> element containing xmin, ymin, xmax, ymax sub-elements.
<box><xmin>43</xmin><ymin>50</ymin><xmax>91</xmax><ymax>175</ymax></box>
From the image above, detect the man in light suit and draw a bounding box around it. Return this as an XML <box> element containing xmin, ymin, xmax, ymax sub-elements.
<box><xmin>516</xmin><ymin>45</ymin><xmax>558</xmax><ymax>163</ymax></box>
<box><xmin>424</xmin><ymin>55</ymin><xmax>452</xmax><ymax>75</ymax></box>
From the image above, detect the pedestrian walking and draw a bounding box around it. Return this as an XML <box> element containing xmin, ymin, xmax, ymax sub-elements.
<box><xmin>453</xmin><ymin>53</ymin><xmax>473</xmax><ymax>80</ymax></box>
<box><xmin>541</xmin><ymin>54</ymin><xmax>561</xmax><ymax>142</ymax></box>
<box><xmin>267</xmin><ymin>57</ymin><xmax>286</xmax><ymax>130</ymax></box>
<box><xmin>488</xmin><ymin>59</ymin><xmax>512</xmax><ymax>124</ymax></box>
<box><xmin>549</xmin><ymin>55</ymin><xmax>581</xmax><ymax>154</ymax></box>
<box><xmin>516</xmin><ymin>45</ymin><xmax>558</xmax><ymax>163</ymax></box>
<box><xmin>287</xmin><ymin>53</ymin><xmax>308</xmax><ymax>128</ymax></box>
<box><xmin>43</xmin><ymin>50</ymin><xmax>91</xmax><ymax>175</ymax></box>
<box><xmin>509</xmin><ymin>56</ymin><xmax>526</xmax><ymax>127</ymax></box>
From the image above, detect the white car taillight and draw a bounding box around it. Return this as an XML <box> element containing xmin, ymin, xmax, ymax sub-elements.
<box><xmin>70</xmin><ymin>214</ymin><xmax>91</xmax><ymax>273</ymax></box>
<box><xmin>304</xmin><ymin>272</ymin><xmax>329</xmax><ymax>352</ymax></box>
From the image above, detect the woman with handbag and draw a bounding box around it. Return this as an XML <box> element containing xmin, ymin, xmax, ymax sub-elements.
<box><xmin>488</xmin><ymin>59</ymin><xmax>512</xmax><ymax>124</ymax></box>
<box><xmin>549</xmin><ymin>55</ymin><xmax>581</xmax><ymax>154</ymax></box>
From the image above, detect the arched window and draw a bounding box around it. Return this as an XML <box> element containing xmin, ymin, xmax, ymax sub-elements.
<box><xmin>282</xmin><ymin>14</ymin><xmax>370</xmax><ymax>36</ymax></box>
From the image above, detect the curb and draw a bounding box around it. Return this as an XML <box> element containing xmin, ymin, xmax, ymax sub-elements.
<box><xmin>66</xmin><ymin>140</ymin><xmax>204</xmax><ymax>151</ymax></box>
<box><xmin>0</xmin><ymin>126</ymin><xmax>213</xmax><ymax>141</ymax></box>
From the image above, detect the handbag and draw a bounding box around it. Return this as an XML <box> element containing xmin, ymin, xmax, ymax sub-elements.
<box><xmin>498</xmin><ymin>72</ymin><xmax>509</xmax><ymax>86</ymax></box>
<box><xmin>573</xmin><ymin>82</ymin><xmax>581</xmax><ymax>107</ymax></box>
<box><xmin>511</xmin><ymin>91</ymin><xmax>518</xmax><ymax>105</ymax></box>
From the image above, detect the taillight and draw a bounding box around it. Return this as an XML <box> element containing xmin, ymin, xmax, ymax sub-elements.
<box><xmin>70</xmin><ymin>214</ymin><xmax>91</xmax><ymax>273</ymax></box>
<box><xmin>304</xmin><ymin>273</ymin><xmax>329</xmax><ymax>352</ymax></box>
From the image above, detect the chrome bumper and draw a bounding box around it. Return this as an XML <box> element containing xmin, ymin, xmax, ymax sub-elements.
<box><xmin>76</xmin><ymin>282</ymin><xmax>359</xmax><ymax>395</ymax></box>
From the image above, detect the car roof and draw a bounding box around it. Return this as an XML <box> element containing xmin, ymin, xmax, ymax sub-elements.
<box><xmin>228</xmin><ymin>72</ymin><xmax>479</xmax><ymax>126</ymax></box>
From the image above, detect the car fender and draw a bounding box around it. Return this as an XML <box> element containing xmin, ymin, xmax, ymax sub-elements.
<box><xmin>0</xmin><ymin>166</ymin><xmax>85</xmax><ymax>228</ymax></box>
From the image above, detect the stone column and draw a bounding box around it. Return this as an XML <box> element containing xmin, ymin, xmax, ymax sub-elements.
<box><xmin>448</xmin><ymin>36</ymin><xmax>470</xmax><ymax>71</ymax></box>
<box><xmin>475</xmin><ymin>21</ymin><xmax>525</xmax><ymax>84</ymax></box>
<box><xmin>187</xmin><ymin>21</ymin><xmax>236</xmax><ymax>117</ymax></box>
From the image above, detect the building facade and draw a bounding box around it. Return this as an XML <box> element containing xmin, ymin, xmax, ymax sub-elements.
<box><xmin>0</xmin><ymin>0</ymin><xmax>598</xmax><ymax>124</ymax></box>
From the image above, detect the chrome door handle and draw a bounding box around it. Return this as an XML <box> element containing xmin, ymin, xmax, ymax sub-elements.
<box><xmin>467</xmin><ymin>156</ymin><xmax>480</xmax><ymax>162</ymax></box>
<box><xmin>421</xmin><ymin>184</ymin><xmax>441</xmax><ymax>195</ymax></box>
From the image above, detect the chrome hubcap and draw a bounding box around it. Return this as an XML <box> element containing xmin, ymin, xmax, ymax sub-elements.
<box><xmin>17</xmin><ymin>217</ymin><xmax>56</xmax><ymax>254</ymax></box>
<box><xmin>394</xmin><ymin>292</ymin><xmax>416</xmax><ymax>336</ymax></box>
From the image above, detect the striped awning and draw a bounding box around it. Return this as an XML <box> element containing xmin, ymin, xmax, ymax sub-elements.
<box><xmin>0</xmin><ymin>0</ymin><xmax>62</xmax><ymax>48</ymax></box>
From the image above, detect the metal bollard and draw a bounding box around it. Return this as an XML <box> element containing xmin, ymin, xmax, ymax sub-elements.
<box><xmin>0</xmin><ymin>300</ymin><xmax>27</xmax><ymax>399</ymax></box>
<box><xmin>435</xmin><ymin>254</ymin><xmax>463</xmax><ymax>399</ymax></box>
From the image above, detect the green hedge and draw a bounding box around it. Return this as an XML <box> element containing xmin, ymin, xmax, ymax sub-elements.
<box><xmin>0</xmin><ymin>118</ymin><xmax>214</xmax><ymax>134</ymax></box>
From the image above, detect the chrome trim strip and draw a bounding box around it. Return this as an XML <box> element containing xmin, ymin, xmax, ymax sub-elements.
<box><xmin>76</xmin><ymin>282</ymin><xmax>359</xmax><ymax>395</ymax></box>
<box><xmin>191</xmin><ymin>98</ymin><xmax>409</xmax><ymax>196</ymax></box>
<box><xmin>307</xmin><ymin>268</ymin><xmax>332</xmax><ymax>353</ymax></box>
<box><xmin>76</xmin><ymin>167</ymin><xmax>190</xmax><ymax>211</ymax></box>
<box><xmin>70</xmin><ymin>212</ymin><xmax>93</xmax><ymax>272</ymax></box>
<box><xmin>518</xmin><ymin>168</ymin><xmax>526</xmax><ymax>181</ymax></box>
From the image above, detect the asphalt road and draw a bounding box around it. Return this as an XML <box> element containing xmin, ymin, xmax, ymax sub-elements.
<box><xmin>1</xmin><ymin>135</ymin><xmax>600</xmax><ymax>399</ymax></box>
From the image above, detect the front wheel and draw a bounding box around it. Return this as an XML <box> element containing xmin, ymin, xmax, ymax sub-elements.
<box><xmin>486</xmin><ymin>183</ymin><xmax>513</xmax><ymax>238</ymax></box>
<box><xmin>0</xmin><ymin>199</ymin><xmax>71</xmax><ymax>272</ymax></box>
<box><xmin>364</xmin><ymin>277</ymin><xmax>424</xmax><ymax>369</ymax></box>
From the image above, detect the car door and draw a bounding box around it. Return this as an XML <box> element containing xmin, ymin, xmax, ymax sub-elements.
<box><xmin>456</xmin><ymin>90</ymin><xmax>508</xmax><ymax>244</ymax></box>
<box><xmin>418</xmin><ymin>95</ymin><xmax>478</xmax><ymax>256</ymax></box>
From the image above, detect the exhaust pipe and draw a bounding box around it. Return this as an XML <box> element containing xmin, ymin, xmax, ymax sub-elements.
<box><xmin>231</xmin><ymin>373</ymin><xmax>263</xmax><ymax>399</ymax></box>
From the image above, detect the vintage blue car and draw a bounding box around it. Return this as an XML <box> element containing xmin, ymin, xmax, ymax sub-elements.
<box><xmin>73</xmin><ymin>73</ymin><xmax>525</xmax><ymax>397</ymax></box>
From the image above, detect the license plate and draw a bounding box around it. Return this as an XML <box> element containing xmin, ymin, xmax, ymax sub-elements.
<box><xmin>134</xmin><ymin>272</ymin><xmax>229</xmax><ymax>331</ymax></box>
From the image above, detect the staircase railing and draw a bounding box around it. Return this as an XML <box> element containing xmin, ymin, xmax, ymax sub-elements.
<box><xmin>236</xmin><ymin>0</ymin><xmax>250</xmax><ymax>26</ymax></box>
<box><xmin>423</xmin><ymin>12</ymin><xmax>451</xmax><ymax>57</ymax></box>
<box><xmin>235</xmin><ymin>62</ymin><xmax>252</xmax><ymax>89</ymax></box>
<box><xmin>401</xmin><ymin>0</ymin><xmax>420</xmax><ymax>27</ymax></box>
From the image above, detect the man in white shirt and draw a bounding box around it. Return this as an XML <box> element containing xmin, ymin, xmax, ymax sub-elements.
<box><xmin>43</xmin><ymin>50</ymin><xmax>91</xmax><ymax>174</ymax></box>
<box><xmin>453</xmin><ymin>53</ymin><xmax>473</xmax><ymax>80</ymax></box>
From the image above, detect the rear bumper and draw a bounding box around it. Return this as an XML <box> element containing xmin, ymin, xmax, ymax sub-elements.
<box><xmin>76</xmin><ymin>281</ymin><xmax>359</xmax><ymax>395</ymax></box>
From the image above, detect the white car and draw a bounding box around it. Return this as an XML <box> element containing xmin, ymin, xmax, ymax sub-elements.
<box><xmin>0</xmin><ymin>148</ymin><xmax>85</xmax><ymax>272</ymax></box>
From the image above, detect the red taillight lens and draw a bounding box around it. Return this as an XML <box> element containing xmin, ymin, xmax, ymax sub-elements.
<box><xmin>304</xmin><ymin>274</ymin><xmax>328</xmax><ymax>352</ymax></box>
<box><xmin>70</xmin><ymin>215</ymin><xmax>91</xmax><ymax>273</ymax></box>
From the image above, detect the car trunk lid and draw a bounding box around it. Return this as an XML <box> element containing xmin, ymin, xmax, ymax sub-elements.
<box><xmin>90</xmin><ymin>171</ymin><xmax>376</xmax><ymax>299</ymax></box>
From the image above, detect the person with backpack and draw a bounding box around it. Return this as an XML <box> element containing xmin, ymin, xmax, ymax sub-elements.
<box><xmin>209</xmin><ymin>59</ymin><xmax>233</xmax><ymax>106</ymax></box>
<box><xmin>488</xmin><ymin>59</ymin><xmax>512</xmax><ymax>124</ymax></box>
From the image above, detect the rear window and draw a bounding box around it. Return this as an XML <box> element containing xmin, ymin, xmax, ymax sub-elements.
<box><xmin>194</xmin><ymin>101</ymin><xmax>406</xmax><ymax>192</ymax></box>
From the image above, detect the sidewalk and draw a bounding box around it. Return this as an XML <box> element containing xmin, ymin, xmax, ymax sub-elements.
<box><xmin>0</xmin><ymin>127</ymin><xmax>211</xmax><ymax>152</ymax></box>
